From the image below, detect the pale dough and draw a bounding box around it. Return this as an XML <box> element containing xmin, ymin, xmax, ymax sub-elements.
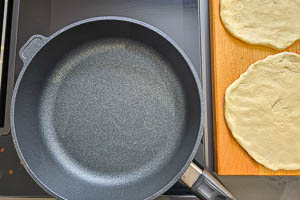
<box><xmin>225</xmin><ymin>52</ymin><xmax>300</xmax><ymax>170</ymax></box>
<box><xmin>220</xmin><ymin>0</ymin><xmax>300</xmax><ymax>50</ymax></box>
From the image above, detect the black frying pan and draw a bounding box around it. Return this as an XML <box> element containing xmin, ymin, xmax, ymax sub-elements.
<box><xmin>11</xmin><ymin>17</ymin><xmax>234</xmax><ymax>200</ymax></box>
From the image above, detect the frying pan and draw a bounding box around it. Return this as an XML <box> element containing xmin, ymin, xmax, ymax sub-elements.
<box><xmin>11</xmin><ymin>17</ymin><xmax>234</xmax><ymax>200</ymax></box>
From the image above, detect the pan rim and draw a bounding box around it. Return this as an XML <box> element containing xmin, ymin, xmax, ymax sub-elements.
<box><xmin>11</xmin><ymin>16</ymin><xmax>204</xmax><ymax>200</ymax></box>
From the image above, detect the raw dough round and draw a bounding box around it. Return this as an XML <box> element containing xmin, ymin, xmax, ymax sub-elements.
<box><xmin>220</xmin><ymin>0</ymin><xmax>300</xmax><ymax>50</ymax></box>
<box><xmin>225</xmin><ymin>52</ymin><xmax>300</xmax><ymax>170</ymax></box>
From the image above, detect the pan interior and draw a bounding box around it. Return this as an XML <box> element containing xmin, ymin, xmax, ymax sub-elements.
<box><xmin>39</xmin><ymin>38</ymin><xmax>187</xmax><ymax>185</ymax></box>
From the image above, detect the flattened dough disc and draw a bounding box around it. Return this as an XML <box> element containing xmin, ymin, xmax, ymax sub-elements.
<box><xmin>225</xmin><ymin>52</ymin><xmax>300</xmax><ymax>170</ymax></box>
<box><xmin>220</xmin><ymin>0</ymin><xmax>300</xmax><ymax>50</ymax></box>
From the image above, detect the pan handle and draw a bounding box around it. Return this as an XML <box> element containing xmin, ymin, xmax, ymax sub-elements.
<box><xmin>19</xmin><ymin>34</ymin><xmax>48</xmax><ymax>65</ymax></box>
<box><xmin>180</xmin><ymin>162</ymin><xmax>236</xmax><ymax>200</ymax></box>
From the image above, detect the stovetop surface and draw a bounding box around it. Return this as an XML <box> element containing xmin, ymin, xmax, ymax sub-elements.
<box><xmin>0</xmin><ymin>0</ymin><xmax>205</xmax><ymax>198</ymax></box>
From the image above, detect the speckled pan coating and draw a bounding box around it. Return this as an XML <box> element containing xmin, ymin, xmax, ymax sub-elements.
<box><xmin>11</xmin><ymin>17</ymin><xmax>203</xmax><ymax>200</ymax></box>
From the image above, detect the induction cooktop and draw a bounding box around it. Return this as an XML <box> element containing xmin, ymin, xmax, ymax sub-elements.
<box><xmin>0</xmin><ymin>0</ymin><xmax>213</xmax><ymax>199</ymax></box>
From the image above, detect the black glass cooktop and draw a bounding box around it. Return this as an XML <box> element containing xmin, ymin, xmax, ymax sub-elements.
<box><xmin>0</xmin><ymin>0</ymin><xmax>210</xmax><ymax>199</ymax></box>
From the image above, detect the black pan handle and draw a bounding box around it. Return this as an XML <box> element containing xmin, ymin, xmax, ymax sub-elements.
<box><xmin>180</xmin><ymin>162</ymin><xmax>236</xmax><ymax>200</ymax></box>
<box><xmin>19</xmin><ymin>34</ymin><xmax>48</xmax><ymax>65</ymax></box>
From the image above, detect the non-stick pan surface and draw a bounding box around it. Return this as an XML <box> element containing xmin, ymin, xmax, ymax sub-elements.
<box><xmin>12</xmin><ymin>17</ymin><xmax>203</xmax><ymax>200</ymax></box>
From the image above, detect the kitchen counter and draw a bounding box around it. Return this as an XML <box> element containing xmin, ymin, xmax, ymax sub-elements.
<box><xmin>219</xmin><ymin>176</ymin><xmax>300</xmax><ymax>200</ymax></box>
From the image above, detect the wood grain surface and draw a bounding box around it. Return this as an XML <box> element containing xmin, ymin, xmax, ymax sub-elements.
<box><xmin>210</xmin><ymin>0</ymin><xmax>300</xmax><ymax>175</ymax></box>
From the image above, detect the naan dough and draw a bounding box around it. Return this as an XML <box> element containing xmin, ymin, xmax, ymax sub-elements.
<box><xmin>220</xmin><ymin>0</ymin><xmax>300</xmax><ymax>50</ymax></box>
<box><xmin>225</xmin><ymin>52</ymin><xmax>300</xmax><ymax>170</ymax></box>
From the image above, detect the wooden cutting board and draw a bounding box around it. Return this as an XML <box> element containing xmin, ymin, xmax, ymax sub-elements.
<box><xmin>210</xmin><ymin>0</ymin><xmax>300</xmax><ymax>175</ymax></box>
